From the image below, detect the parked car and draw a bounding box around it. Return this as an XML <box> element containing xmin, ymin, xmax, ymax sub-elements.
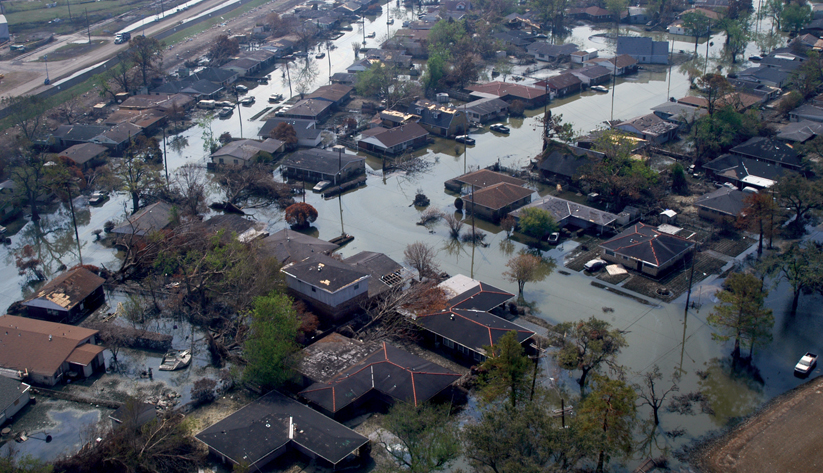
<box><xmin>235</xmin><ymin>84</ymin><xmax>248</xmax><ymax>93</ymax></box>
<box><xmin>591</xmin><ymin>85</ymin><xmax>608</xmax><ymax>93</ymax></box>
<box><xmin>367</xmin><ymin>32</ymin><xmax>376</xmax><ymax>38</ymax></box>
<box><xmin>89</xmin><ymin>191</ymin><xmax>109</xmax><ymax>206</ymax></box>
<box><xmin>547</xmin><ymin>232</ymin><xmax>560</xmax><ymax>244</ymax></box>
<box><xmin>795</xmin><ymin>352</ymin><xmax>817</xmax><ymax>375</ymax></box>
<box><xmin>313</xmin><ymin>181</ymin><xmax>332</xmax><ymax>192</ymax></box>
<box><xmin>218</xmin><ymin>107</ymin><xmax>234</xmax><ymax>117</ymax></box>
<box><xmin>269</xmin><ymin>94</ymin><xmax>283</xmax><ymax>103</ymax></box>
<box><xmin>239</xmin><ymin>96</ymin><xmax>255</xmax><ymax>105</ymax></box>
<box><xmin>455</xmin><ymin>135</ymin><xmax>475</xmax><ymax>145</ymax></box>
<box><xmin>489</xmin><ymin>123</ymin><xmax>510</xmax><ymax>134</ymax></box>
<box><xmin>584</xmin><ymin>259</ymin><xmax>607</xmax><ymax>272</ymax></box>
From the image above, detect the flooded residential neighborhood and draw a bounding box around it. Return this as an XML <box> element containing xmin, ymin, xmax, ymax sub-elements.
<box><xmin>0</xmin><ymin>0</ymin><xmax>821</xmax><ymax>471</ymax></box>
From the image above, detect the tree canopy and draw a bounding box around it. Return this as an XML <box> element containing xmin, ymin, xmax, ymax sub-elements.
<box><xmin>242</xmin><ymin>291</ymin><xmax>301</xmax><ymax>390</ymax></box>
<box><xmin>552</xmin><ymin>317</ymin><xmax>627</xmax><ymax>394</ymax></box>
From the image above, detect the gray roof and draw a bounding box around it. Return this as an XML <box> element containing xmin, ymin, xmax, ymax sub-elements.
<box><xmin>730</xmin><ymin>136</ymin><xmax>802</xmax><ymax>168</ymax></box>
<box><xmin>777</xmin><ymin>120</ymin><xmax>823</xmax><ymax>142</ymax></box>
<box><xmin>511</xmin><ymin>195</ymin><xmax>618</xmax><ymax>227</ymax></box>
<box><xmin>574</xmin><ymin>65</ymin><xmax>612</xmax><ymax>79</ymax></box>
<box><xmin>298</xmin><ymin>332</ymin><xmax>378</xmax><ymax>383</ymax></box>
<box><xmin>259</xmin><ymin>229</ymin><xmax>338</xmax><ymax>265</ymax></box>
<box><xmin>737</xmin><ymin>66</ymin><xmax>791</xmax><ymax>85</ymax></box>
<box><xmin>416</xmin><ymin>309</ymin><xmax>534</xmax><ymax>355</ymax></box>
<box><xmin>694</xmin><ymin>187</ymin><xmax>747</xmax><ymax>216</ymax></box>
<box><xmin>190</xmin><ymin>67</ymin><xmax>236</xmax><ymax>83</ymax></box>
<box><xmin>0</xmin><ymin>376</ymin><xmax>28</xmax><ymax>412</ymax></box>
<box><xmin>282</xmin><ymin>253</ymin><xmax>369</xmax><ymax>294</ymax></box>
<box><xmin>789</xmin><ymin>103</ymin><xmax>823</xmax><ymax>120</ymax></box>
<box><xmin>537</xmin><ymin>144</ymin><xmax>603</xmax><ymax>178</ymax></box>
<box><xmin>651</xmin><ymin>102</ymin><xmax>708</xmax><ymax>122</ymax></box>
<box><xmin>527</xmin><ymin>42</ymin><xmax>580</xmax><ymax>57</ymax></box>
<box><xmin>457</xmin><ymin>96</ymin><xmax>509</xmax><ymax>115</ymax></box>
<box><xmin>342</xmin><ymin>251</ymin><xmax>404</xmax><ymax>297</ymax></box>
<box><xmin>111</xmin><ymin>201</ymin><xmax>175</xmax><ymax>236</ymax></box>
<box><xmin>210</xmin><ymin>139</ymin><xmax>283</xmax><ymax>162</ymax></box>
<box><xmin>703</xmin><ymin>154</ymin><xmax>787</xmax><ymax>183</ymax></box>
<box><xmin>617</xmin><ymin>113</ymin><xmax>679</xmax><ymax>137</ymax></box>
<box><xmin>600</xmin><ymin>223</ymin><xmax>694</xmax><ymax>268</ymax></box>
<box><xmin>195</xmin><ymin>390</ymin><xmax>368</xmax><ymax>467</ymax></box>
<box><xmin>281</xmin><ymin>99</ymin><xmax>333</xmax><ymax>119</ymax></box>
<box><xmin>408</xmin><ymin>99</ymin><xmax>466</xmax><ymax>130</ymax></box>
<box><xmin>258</xmin><ymin>118</ymin><xmax>321</xmax><ymax>141</ymax></box>
<box><xmin>58</xmin><ymin>143</ymin><xmax>107</xmax><ymax>165</ymax></box>
<box><xmin>281</xmin><ymin>149</ymin><xmax>365</xmax><ymax>175</ymax></box>
<box><xmin>616</xmin><ymin>36</ymin><xmax>668</xmax><ymax>56</ymax></box>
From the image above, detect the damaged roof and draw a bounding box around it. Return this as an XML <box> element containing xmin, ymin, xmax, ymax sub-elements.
<box><xmin>23</xmin><ymin>267</ymin><xmax>105</xmax><ymax>312</ymax></box>
<box><xmin>300</xmin><ymin>341</ymin><xmax>460</xmax><ymax>413</ymax></box>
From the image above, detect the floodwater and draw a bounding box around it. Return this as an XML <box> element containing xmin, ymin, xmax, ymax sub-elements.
<box><xmin>0</xmin><ymin>5</ymin><xmax>817</xmax><ymax>469</ymax></box>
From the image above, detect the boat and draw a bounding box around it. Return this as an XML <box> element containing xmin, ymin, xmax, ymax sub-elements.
<box><xmin>159</xmin><ymin>350</ymin><xmax>192</xmax><ymax>371</ymax></box>
<box><xmin>315</xmin><ymin>52</ymin><xmax>325</xmax><ymax>59</ymax></box>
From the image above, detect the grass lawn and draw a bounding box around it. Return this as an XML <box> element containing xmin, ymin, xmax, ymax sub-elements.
<box><xmin>37</xmin><ymin>40</ymin><xmax>107</xmax><ymax>62</ymax></box>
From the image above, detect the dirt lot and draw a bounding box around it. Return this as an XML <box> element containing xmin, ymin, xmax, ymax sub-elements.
<box><xmin>696</xmin><ymin>375</ymin><xmax>823</xmax><ymax>473</ymax></box>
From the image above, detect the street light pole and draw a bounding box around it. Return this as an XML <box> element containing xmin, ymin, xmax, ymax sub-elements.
<box><xmin>65</xmin><ymin>182</ymin><xmax>83</xmax><ymax>265</ymax></box>
<box><xmin>333</xmin><ymin>145</ymin><xmax>346</xmax><ymax>236</ymax></box>
<box><xmin>44</xmin><ymin>54</ymin><xmax>50</xmax><ymax>85</ymax></box>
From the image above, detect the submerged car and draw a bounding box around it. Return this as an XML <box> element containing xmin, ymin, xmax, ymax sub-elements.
<box><xmin>591</xmin><ymin>85</ymin><xmax>609</xmax><ymax>93</ymax></box>
<box><xmin>313</xmin><ymin>181</ymin><xmax>332</xmax><ymax>192</ymax></box>
<box><xmin>455</xmin><ymin>135</ymin><xmax>475</xmax><ymax>145</ymax></box>
<box><xmin>489</xmin><ymin>123</ymin><xmax>510</xmax><ymax>134</ymax></box>
<box><xmin>795</xmin><ymin>352</ymin><xmax>817</xmax><ymax>375</ymax></box>
<box><xmin>89</xmin><ymin>191</ymin><xmax>109</xmax><ymax>205</ymax></box>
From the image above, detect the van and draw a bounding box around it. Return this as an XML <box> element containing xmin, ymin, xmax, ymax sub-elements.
<box><xmin>197</xmin><ymin>100</ymin><xmax>216</xmax><ymax>109</ymax></box>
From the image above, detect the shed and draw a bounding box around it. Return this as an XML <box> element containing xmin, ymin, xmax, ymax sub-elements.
<box><xmin>22</xmin><ymin>267</ymin><xmax>106</xmax><ymax>322</ymax></box>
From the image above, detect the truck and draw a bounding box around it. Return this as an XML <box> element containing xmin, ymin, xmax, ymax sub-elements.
<box><xmin>795</xmin><ymin>353</ymin><xmax>817</xmax><ymax>375</ymax></box>
<box><xmin>114</xmin><ymin>32</ymin><xmax>131</xmax><ymax>44</ymax></box>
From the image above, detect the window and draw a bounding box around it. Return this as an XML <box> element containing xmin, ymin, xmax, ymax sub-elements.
<box><xmin>311</xmin><ymin>287</ymin><xmax>316</xmax><ymax>292</ymax></box>
<box><xmin>605</xmin><ymin>250</ymin><xmax>614</xmax><ymax>256</ymax></box>
<box><xmin>354</xmin><ymin>284</ymin><xmax>359</xmax><ymax>290</ymax></box>
<box><xmin>473</xmin><ymin>351</ymin><xmax>483</xmax><ymax>361</ymax></box>
<box><xmin>443</xmin><ymin>338</ymin><xmax>454</xmax><ymax>349</ymax></box>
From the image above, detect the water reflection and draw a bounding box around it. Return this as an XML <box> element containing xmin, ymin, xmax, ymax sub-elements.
<box><xmin>698</xmin><ymin>358</ymin><xmax>764</xmax><ymax>426</ymax></box>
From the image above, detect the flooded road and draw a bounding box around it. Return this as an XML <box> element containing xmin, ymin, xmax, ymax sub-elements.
<box><xmin>0</xmin><ymin>6</ymin><xmax>813</xmax><ymax>468</ymax></box>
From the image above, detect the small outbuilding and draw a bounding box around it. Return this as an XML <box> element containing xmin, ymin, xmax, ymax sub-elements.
<box><xmin>22</xmin><ymin>267</ymin><xmax>106</xmax><ymax>322</ymax></box>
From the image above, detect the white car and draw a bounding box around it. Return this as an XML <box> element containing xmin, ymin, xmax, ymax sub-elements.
<box><xmin>584</xmin><ymin>259</ymin><xmax>606</xmax><ymax>272</ymax></box>
<box><xmin>795</xmin><ymin>353</ymin><xmax>817</xmax><ymax>375</ymax></box>
<box><xmin>313</xmin><ymin>181</ymin><xmax>332</xmax><ymax>192</ymax></box>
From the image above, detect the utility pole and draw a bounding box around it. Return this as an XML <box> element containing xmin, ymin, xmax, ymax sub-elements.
<box><xmin>65</xmin><ymin>182</ymin><xmax>83</xmax><ymax>265</ymax></box>
<box><xmin>67</xmin><ymin>0</ymin><xmax>72</xmax><ymax>22</ymax></box>
<box><xmin>162</xmin><ymin>125</ymin><xmax>169</xmax><ymax>184</ymax></box>
<box><xmin>334</xmin><ymin>145</ymin><xmax>346</xmax><ymax>236</ymax></box>
<box><xmin>234</xmin><ymin>86</ymin><xmax>243</xmax><ymax>138</ymax></box>
<box><xmin>85</xmin><ymin>9</ymin><xmax>91</xmax><ymax>44</ymax></box>
<box><xmin>285</xmin><ymin>62</ymin><xmax>292</xmax><ymax>97</ymax></box>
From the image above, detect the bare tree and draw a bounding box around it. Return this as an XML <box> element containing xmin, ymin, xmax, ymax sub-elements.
<box><xmin>503</xmin><ymin>253</ymin><xmax>556</xmax><ymax>296</ymax></box>
<box><xmin>54</xmin><ymin>92</ymin><xmax>82</xmax><ymax>124</ymax></box>
<box><xmin>404</xmin><ymin>241</ymin><xmax>440</xmax><ymax>280</ymax></box>
<box><xmin>633</xmin><ymin>365</ymin><xmax>679</xmax><ymax>426</ymax></box>
<box><xmin>357</xmin><ymin>281</ymin><xmax>449</xmax><ymax>341</ymax></box>
<box><xmin>444</xmin><ymin>213</ymin><xmax>464</xmax><ymax>239</ymax></box>
<box><xmin>170</xmin><ymin>163</ymin><xmax>208</xmax><ymax>216</ymax></box>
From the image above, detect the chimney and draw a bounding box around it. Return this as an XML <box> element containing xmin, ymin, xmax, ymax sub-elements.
<box><xmin>49</xmin><ymin>335</ymin><xmax>53</xmax><ymax>341</ymax></box>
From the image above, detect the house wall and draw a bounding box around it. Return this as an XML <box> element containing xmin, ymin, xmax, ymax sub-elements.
<box><xmin>284</xmin><ymin>275</ymin><xmax>369</xmax><ymax>321</ymax></box>
<box><xmin>698</xmin><ymin>206</ymin><xmax>735</xmax><ymax>223</ymax></box>
<box><xmin>600</xmin><ymin>247</ymin><xmax>690</xmax><ymax>277</ymax></box>
<box><xmin>0</xmin><ymin>384</ymin><xmax>30</xmax><ymax>424</ymax></box>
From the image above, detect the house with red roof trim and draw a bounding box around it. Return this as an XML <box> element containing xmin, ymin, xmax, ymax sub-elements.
<box><xmin>599</xmin><ymin>223</ymin><xmax>695</xmax><ymax>277</ymax></box>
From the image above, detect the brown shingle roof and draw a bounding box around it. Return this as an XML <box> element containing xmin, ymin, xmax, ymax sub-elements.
<box><xmin>452</xmin><ymin>169</ymin><xmax>526</xmax><ymax>189</ymax></box>
<box><xmin>465</xmin><ymin>182</ymin><xmax>533</xmax><ymax>210</ymax></box>
<box><xmin>467</xmin><ymin>81</ymin><xmax>548</xmax><ymax>100</ymax></box>
<box><xmin>58</xmin><ymin>143</ymin><xmax>107</xmax><ymax>165</ymax></box>
<box><xmin>359</xmin><ymin>122</ymin><xmax>428</xmax><ymax>147</ymax></box>
<box><xmin>23</xmin><ymin>267</ymin><xmax>105</xmax><ymax>311</ymax></box>
<box><xmin>66</xmin><ymin>343</ymin><xmax>105</xmax><ymax>366</ymax></box>
<box><xmin>0</xmin><ymin>315</ymin><xmax>99</xmax><ymax>378</ymax></box>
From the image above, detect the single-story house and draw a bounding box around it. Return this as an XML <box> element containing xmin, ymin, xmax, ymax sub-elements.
<box><xmin>278</xmin><ymin>99</ymin><xmax>334</xmax><ymax>123</ymax></box>
<box><xmin>536</xmin><ymin>143</ymin><xmax>603</xmax><ymax>181</ymax></box>
<box><xmin>588</xmin><ymin>54</ymin><xmax>639</xmax><ymax>76</ymax></box>
<box><xmin>536</xmin><ymin>73</ymin><xmax>583</xmax><ymax>98</ymax></box>
<box><xmin>221</xmin><ymin>57</ymin><xmax>262</xmax><ymax>76</ymax></box>
<box><xmin>280</xmin><ymin>149</ymin><xmax>366</xmax><ymax>183</ymax></box>
<box><xmin>299</xmin><ymin>339</ymin><xmax>460</xmax><ymax>418</ymax></box>
<box><xmin>152</xmin><ymin>78</ymin><xmax>224</xmax><ymax>99</ymax></box>
<box><xmin>104</xmin><ymin>108</ymin><xmax>167</xmax><ymax>132</ymax></box>
<box><xmin>789</xmin><ymin>103</ymin><xmax>823</xmax><ymax>123</ymax></box>
<box><xmin>195</xmin><ymin>390</ymin><xmax>369</xmax><ymax>471</ymax></box>
<box><xmin>49</xmin><ymin>123</ymin><xmax>141</xmax><ymax>155</ymax></box>
<box><xmin>22</xmin><ymin>267</ymin><xmax>106</xmax><ymax>322</ymax></box>
<box><xmin>258</xmin><ymin>118</ymin><xmax>323</xmax><ymax>148</ymax></box>
<box><xmin>616</xmin><ymin>36</ymin><xmax>669</xmax><ymax>64</ymax></box>
<box><xmin>651</xmin><ymin>102</ymin><xmax>708</xmax><ymax>124</ymax></box>
<box><xmin>614</xmin><ymin>113</ymin><xmax>680</xmax><ymax>144</ymax></box>
<box><xmin>259</xmin><ymin>229</ymin><xmax>338</xmax><ymax>265</ymax></box>
<box><xmin>415</xmin><ymin>308</ymin><xmax>535</xmax><ymax>363</ymax></box>
<box><xmin>342</xmin><ymin>251</ymin><xmax>408</xmax><ymax>298</ymax></box>
<box><xmin>694</xmin><ymin>187</ymin><xmax>747</xmax><ymax>223</ymax></box>
<box><xmin>569</xmin><ymin>65</ymin><xmax>612</xmax><ymax>86</ymax></box>
<box><xmin>189</xmin><ymin>67</ymin><xmax>238</xmax><ymax>86</ymax></box>
<box><xmin>210</xmin><ymin>138</ymin><xmax>284</xmax><ymax>167</ymax></box>
<box><xmin>573</xmin><ymin>6</ymin><xmax>613</xmax><ymax>22</ymax></box>
<box><xmin>526</xmin><ymin>42</ymin><xmax>579</xmax><ymax>62</ymax></box>
<box><xmin>358</xmin><ymin>123</ymin><xmax>429</xmax><ymax>155</ymax></box>
<box><xmin>466</xmin><ymin>81</ymin><xmax>549</xmax><ymax>108</ymax></box>
<box><xmin>111</xmin><ymin>201</ymin><xmax>176</xmax><ymax>239</ymax></box>
<box><xmin>58</xmin><ymin>143</ymin><xmax>108</xmax><ymax>170</ymax></box>
<box><xmin>777</xmin><ymin>120</ymin><xmax>823</xmax><ymax>143</ymax></box>
<box><xmin>492</xmin><ymin>30</ymin><xmax>537</xmax><ymax>48</ymax></box>
<box><xmin>599</xmin><ymin>223</ymin><xmax>695</xmax><ymax>277</ymax></box>
<box><xmin>439</xmin><ymin>274</ymin><xmax>515</xmax><ymax>312</ymax></box>
<box><xmin>408</xmin><ymin>100</ymin><xmax>469</xmax><ymax>137</ymax></box>
<box><xmin>118</xmin><ymin>94</ymin><xmax>194</xmax><ymax>112</ymax></box>
<box><xmin>374</xmin><ymin>110</ymin><xmax>420</xmax><ymax>128</ymax></box>
<box><xmin>0</xmin><ymin>377</ymin><xmax>29</xmax><ymax>426</ymax></box>
<box><xmin>456</xmin><ymin>96</ymin><xmax>509</xmax><ymax>124</ymax></box>
<box><xmin>0</xmin><ymin>315</ymin><xmax>106</xmax><ymax>386</ymax></box>
<box><xmin>305</xmin><ymin>84</ymin><xmax>354</xmax><ymax>109</ymax></box>
<box><xmin>463</xmin><ymin>182</ymin><xmax>534</xmax><ymax>222</ymax></box>
<box><xmin>571</xmin><ymin>48</ymin><xmax>598</xmax><ymax>63</ymax></box>
<box><xmin>203</xmin><ymin>214</ymin><xmax>268</xmax><ymax>243</ymax></box>
<box><xmin>444</xmin><ymin>168</ymin><xmax>526</xmax><ymax>194</ymax></box>
<box><xmin>736</xmin><ymin>66</ymin><xmax>791</xmax><ymax>88</ymax></box>
<box><xmin>702</xmin><ymin>154</ymin><xmax>786</xmax><ymax>189</ymax></box>
<box><xmin>511</xmin><ymin>195</ymin><xmax>618</xmax><ymax>234</ymax></box>
<box><xmin>281</xmin><ymin>253</ymin><xmax>370</xmax><ymax>322</ymax></box>
<box><xmin>622</xmin><ymin>6</ymin><xmax>651</xmax><ymax>24</ymax></box>
<box><xmin>729</xmin><ymin>136</ymin><xmax>803</xmax><ymax>171</ymax></box>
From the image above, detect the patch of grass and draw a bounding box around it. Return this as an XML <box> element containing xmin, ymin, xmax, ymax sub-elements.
<box><xmin>161</xmin><ymin>0</ymin><xmax>272</xmax><ymax>45</ymax></box>
<box><xmin>37</xmin><ymin>40</ymin><xmax>107</xmax><ymax>62</ymax></box>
